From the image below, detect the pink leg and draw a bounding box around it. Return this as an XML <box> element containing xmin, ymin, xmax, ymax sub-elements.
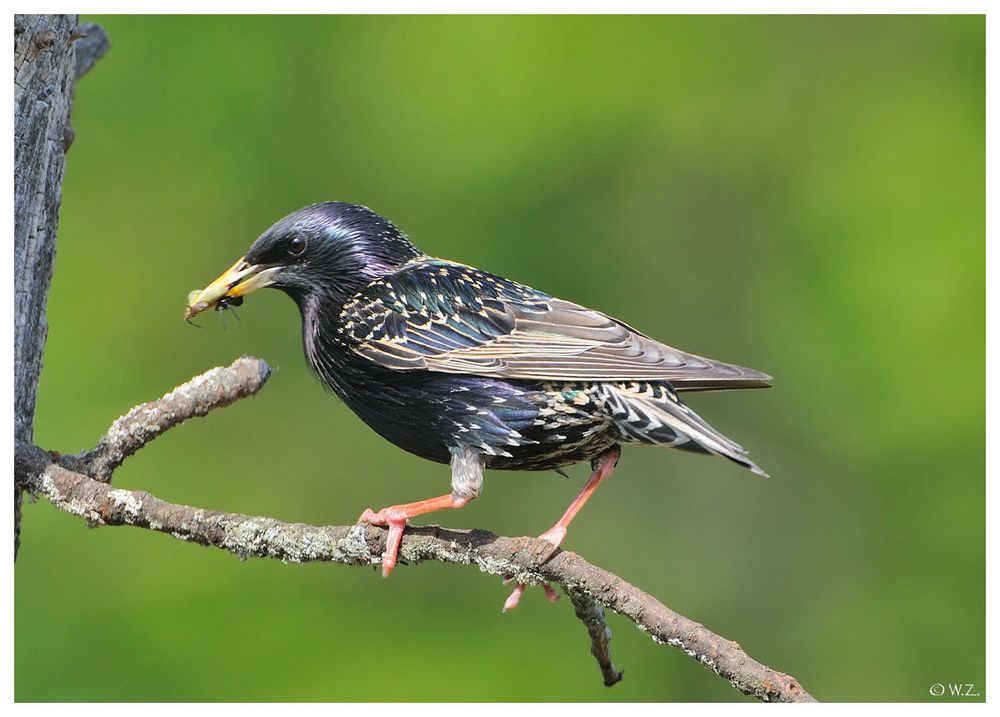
<box><xmin>359</xmin><ymin>493</ymin><xmax>469</xmax><ymax>577</ymax></box>
<box><xmin>503</xmin><ymin>447</ymin><xmax>621</xmax><ymax>611</ymax></box>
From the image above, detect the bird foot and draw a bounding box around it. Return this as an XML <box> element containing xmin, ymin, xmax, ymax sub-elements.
<box><xmin>357</xmin><ymin>493</ymin><xmax>469</xmax><ymax>579</ymax></box>
<box><xmin>501</xmin><ymin>526</ymin><xmax>567</xmax><ymax>612</ymax></box>
<box><xmin>357</xmin><ymin>506</ymin><xmax>408</xmax><ymax>578</ymax></box>
<box><xmin>502</xmin><ymin>580</ymin><xmax>560</xmax><ymax>612</ymax></box>
<box><xmin>537</xmin><ymin>525</ymin><xmax>567</xmax><ymax>550</ymax></box>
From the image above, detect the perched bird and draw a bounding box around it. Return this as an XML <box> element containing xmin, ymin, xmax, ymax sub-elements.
<box><xmin>185</xmin><ymin>201</ymin><xmax>770</xmax><ymax>610</ymax></box>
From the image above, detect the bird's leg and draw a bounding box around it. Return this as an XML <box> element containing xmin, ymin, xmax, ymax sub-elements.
<box><xmin>536</xmin><ymin>446</ymin><xmax>622</xmax><ymax>550</ymax></box>
<box><xmin>503</xmin><ymin>445</ymin><xmax>621</xmax><ymax>612</ymax></box>
<box><xmin>358</xmin><ymin>445</ymin><xmax>484</xmax><ymax>578</ymax></box>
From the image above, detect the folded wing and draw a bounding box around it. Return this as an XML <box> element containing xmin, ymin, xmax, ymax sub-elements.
<box><xmin>340</xmin><ymin>260</ymin><xmax>771</xmax><ymax>391</ymax></box>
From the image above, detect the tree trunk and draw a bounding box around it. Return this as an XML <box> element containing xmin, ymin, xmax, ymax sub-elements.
<box><xmin>13</xmin><ymin>14</ymin><xmax>99</xmax><ymax>558</ymax></box>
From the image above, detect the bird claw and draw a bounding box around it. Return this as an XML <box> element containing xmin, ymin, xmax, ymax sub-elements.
<box><xmin>502</xmin><ymin>580</ymin><xmax>560</xmax><ymax>612</ymax></box>
<box><xmin>537</xmin><ymin>525</ymin><xmax>567</xmax><ymax>548</ymax></box>
<box><xmin>356</xmin><ymin>493</ymin><xmax>470</xmax><ymax>579</ymax></box>
<box><xmin>502</xmin><ymin>583</ymin><xmax>526</xmax><ymax>612</ymax></box>
<box><xmin>357</xmin><ymin>506</ymin><xmax>409</xmax><ymax>577</ymax></box>
<box><xmin>357</xmin><ymin>505</ymin><xmax>408</xmax><ymax>526</ymax></box>
<box><xmin>501</xmin><ymin>527</ymin><xmax>567</xmax><ymax>611</ymax></box>
<box><xmin>358</xmin><ymin>507</ymin><xmax>380</xmax><ymax>524</ymax></box>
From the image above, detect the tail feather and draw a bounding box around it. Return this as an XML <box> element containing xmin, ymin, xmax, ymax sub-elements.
<box><xmin>602</xmin><ymin>382</ymin><xmax>768</xmax><ymax>476</ymax></box>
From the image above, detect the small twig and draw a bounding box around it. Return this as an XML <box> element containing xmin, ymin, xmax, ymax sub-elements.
<box><xmin>72</xmin><ymin>22</ymin><xmax>110</xmax><ymax>79</ymax></box>
<box><xmin>68</xmin><ymin>357</ymin><xmax>272</xmax><ymax>481</ymax></box>
<box><xmin>13</xmin><ymin>359</ymin><xmax>816</xmax><ymax>702</ymax></box>
<box><xmin>567</xmin><ymin>586</ymin><xmax>624</xmax><ymax>686</ymax></box>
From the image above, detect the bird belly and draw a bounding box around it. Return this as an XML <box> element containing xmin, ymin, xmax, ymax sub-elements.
<box><xmin>325</xmin><ymin>363</ymin><xmax>619</xmax><ymax>471</ymax></box>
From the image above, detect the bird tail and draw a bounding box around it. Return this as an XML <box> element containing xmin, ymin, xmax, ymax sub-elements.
<box><xmin>601</xmin><ymin>382</ymin><xmax>768</xmax><ymax>476</ymax></box>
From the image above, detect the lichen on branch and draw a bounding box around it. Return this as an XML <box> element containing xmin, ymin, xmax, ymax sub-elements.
<box><xmin>13</xmin><ymin>358</ymin><xmax>815</xmax><ymax>702</ymax></box>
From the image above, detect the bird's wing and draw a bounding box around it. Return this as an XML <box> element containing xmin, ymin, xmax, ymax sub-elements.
<box><xmin>340</xmin><ymin>260</ymin><xmax>771</xmax><ymax>391</ymax></box>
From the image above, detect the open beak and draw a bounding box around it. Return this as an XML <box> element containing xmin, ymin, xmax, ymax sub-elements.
<box><xmin>183</xmin><ymin>257</ymin><xmax>281</xmax><ymax>320</ymax></box>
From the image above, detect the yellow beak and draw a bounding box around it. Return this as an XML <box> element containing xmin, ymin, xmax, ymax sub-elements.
<box><xmin>183</xmin><ymin>256</ymin><xmax>281</xmax><ymax>320</ymax></box>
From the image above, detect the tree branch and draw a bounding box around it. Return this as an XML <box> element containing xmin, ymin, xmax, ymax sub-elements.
<box><xmin>567</xmin><ymin>587</ymin><xmax>624</xmax><ymax>687</ymax></box>
<box><xmin>65</xmin><ymin>356</ymin><xmax>273</xmax><ymax>481</ymax></box>
<box><xmin>14</xmin><ymin>359</ymin><xmax>816</xmax><ymax>702</ymax></box>
<box><xmin>72</xmin><ymin>22</ymin><xmax>111</xmax><ymax>79</ymax></box>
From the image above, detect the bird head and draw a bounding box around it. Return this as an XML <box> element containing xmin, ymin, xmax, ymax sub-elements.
<box><xmin>184</xmin><ymin>202</ymin><xmax>423</xmax><ymax>320</ymax></box>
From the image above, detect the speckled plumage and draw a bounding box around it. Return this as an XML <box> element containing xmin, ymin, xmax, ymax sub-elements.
<box><xmin>223</xmin><ymin>202</ymin><xmax>769</xmax><ymax>477</ymax></box>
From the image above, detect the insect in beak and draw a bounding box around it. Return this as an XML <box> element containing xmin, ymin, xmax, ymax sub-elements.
<box><xmin>184</xmin><ymin>257</ymin><xmax>279</xmax><ymax>322</ymax></box>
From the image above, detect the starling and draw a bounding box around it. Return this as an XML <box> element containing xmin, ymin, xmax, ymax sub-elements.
<box><xmin>185</xmin><ymin>201</ymin><xmax>770</xmax><ymax>609</ymax></box>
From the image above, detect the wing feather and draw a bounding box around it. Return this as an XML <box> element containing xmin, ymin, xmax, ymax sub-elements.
<box><xmin>340</xmin><ymin>260</ymin><xmax>771</xmax><ymax>390</ymax></box>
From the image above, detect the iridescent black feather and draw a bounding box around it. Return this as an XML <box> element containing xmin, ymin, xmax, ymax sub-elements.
<box><xmin>241</xmin><ymin>202</ymin><xmax>770</xmax><ymax>475</ymax></box>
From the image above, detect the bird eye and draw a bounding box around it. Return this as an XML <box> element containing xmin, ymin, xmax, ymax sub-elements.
<box><xmin>287</xmin><ymin>235</ymin><xmax>307</xmax><ymax>256</ymax></box>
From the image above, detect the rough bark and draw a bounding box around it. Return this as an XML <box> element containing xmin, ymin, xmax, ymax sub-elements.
<box><xmin>12</xmin><ymin>14</ymin><xmax>112</xmax><ymax>558</ymax></box>
<box><xmin>14</xmin><ymin>14</ymin><xmax>78</xmax><ymax>558</ymax></box>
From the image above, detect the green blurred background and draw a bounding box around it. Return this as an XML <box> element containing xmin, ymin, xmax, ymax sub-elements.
<box><xmin>15</xmin><ymin>15</ymin><xmax>984</xmax><ymax>702</ymax></box>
